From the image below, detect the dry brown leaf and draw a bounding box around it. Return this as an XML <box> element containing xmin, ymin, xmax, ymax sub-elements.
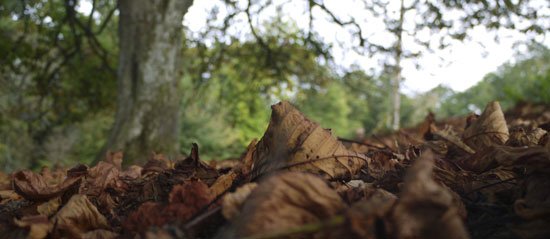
<box><xmin>233</xmin><ymin>171</ymin><xmax>346</xmax><ymax>238</ymax></box>
<box><xmin>221</xmin><ymin>183</ymin><xmax>257</xmax><ymax>220</ymax></box>
<box><xmin>13</xmin><ymin>215</ymin><xmax>50</xmax><ymax>239</ymax></box>
<box><xmin>433</xmin><ymin>126</ymin><xmax>475</xmax><ymax>154</ymax></box>
<box><xmin>346</xmin><ymin>188</ymin><xmax>397</xmax><ymax>239</ymax></box>
<box><xmin>105</xmin><ymin>151</ymin><xmax>123</xmax><ymax>170</ymax></box>
<box><xmin>463</xmin><ymin>101</ymin><xmax>509</xmax><ymax>151</ymax></box>
<box><xmin>512</xmin><ymin>219</ymin><xmax>550</xmax><ymax>239</ymax></box>
<box><xmin>36</xmin><ymin>197</ymin><xmax>61</xmax><ymax>217</ymax></box>
<box><xmin>174</xmin><ymin>144</ymin><xmax>219</xmax><ymax>185</ymax></box>
<box><xmin>0</xmin><ymin>190</ymin><xmax>21</xmax><ymax>204</ymax></box>
<box><xmin>80</xmin><ymin>161</ymin><xmax>126</xmax><ymax>196</ymax></box>
<box><xmin>239</xmin><ymin>140</ymin><xmax>257</xmax><ymax>179</ymax></box>
<box><xmin>514</xmin><ymin>173</ymin><xmax>550</xmax><ymax>220</ymax></box>
<box><xmin>120</xmin><ymin>165</ymin><xmax>142</xmax><ymax>179</ymax></box>
<box><xmin>52</xmin><ymin>194</ymin><xmax>110</xmax><ymax>238</ymax></box>
<box><xmin>82</xmin><ymin>229</ymin><xmax>119</xmax><ymax>239</ymax></box>
<box><xmin>210</xmin><ymin>171</ymin><xmax>238</xmax><ymax>199</ymax></box>
<box><xmin>142</xmin><ymin>152</ymin><xmax>173</xmax><ymax>175</ymax></box>
<box><xmin>366</xmin><ymin>150</ymin><xmax>401</xmax><ymax>180</ymax></box>
<box><xmin>123</xmin><ymin>180</ymin><xmax>214</xmax><ymax>233</ymax></box>
<box><xmin>12</xmin><ymin>168</ymin><xmax>84</xmax><ymax>201</ymax></box>
<box><xmin>251</xmin><ymin>101</ymin><xmax>368</xmax><ymax>180</ymax></box>
<box><xmin>390</xmin><ymin>150</ymin><xmax>469</xmax><ymax>239</ymax></box>
<box><xmin>0</xmin><ymin>171</ymin><xmax>11</xmax><ymax>190</ymax></box>
<box><xmin>507</xmin><ymin>127</ymin><xmax>547</xmax><ymax>147</ymax></box>
<box><xmin>493</xmin><ymin>145</ymin><xmax>550</xmax><ymax>172</ymax></box>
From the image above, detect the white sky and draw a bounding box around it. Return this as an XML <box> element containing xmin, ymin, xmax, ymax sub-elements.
<box><xmin>79</xmin><ymin>0</ymin><xmax>549</xmax><ymax>95</ymax></box>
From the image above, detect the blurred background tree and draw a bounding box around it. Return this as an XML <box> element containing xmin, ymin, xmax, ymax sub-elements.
<box><xmin>0</xmin><ymin>0</ymin><xmax>548</xmax><ymax>170</ymax></box>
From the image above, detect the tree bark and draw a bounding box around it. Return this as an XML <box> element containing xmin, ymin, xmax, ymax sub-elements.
<box><xmin>391</xmin><ymin>0</ymin><xmax>405</xmax><ymax>131</ymax></box>
<box><xmin>99</xmin><ymin>0</ymin><xmax>193</xmax><ymax>164</ymax></box>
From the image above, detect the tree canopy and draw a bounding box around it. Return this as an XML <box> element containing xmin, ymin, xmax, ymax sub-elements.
<box><xmin>0</xmin><ymin>0</ymin><xmax>549</xmax><ymax>170</ymax></box>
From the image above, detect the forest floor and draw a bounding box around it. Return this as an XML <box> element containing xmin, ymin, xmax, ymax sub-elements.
<box><xmin>1</xmin><ymin>101</ymin><xmax>550</xmax><ymax>239</ymax></box>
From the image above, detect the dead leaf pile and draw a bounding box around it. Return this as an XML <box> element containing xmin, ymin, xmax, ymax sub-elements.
<box><xmin>1</xmin><ymin>100</ymin><xmax>549</xmax><ymax>239</ymax></box>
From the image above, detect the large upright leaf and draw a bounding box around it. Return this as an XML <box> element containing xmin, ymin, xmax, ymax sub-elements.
<box><xmin>251</xmin><ymin>101</ymin><xmax>368</xmax><ymax>180</ymax></box>
<box><xmin>463</xmin><ymin>101</ymin><xmax>509</xmax><ymax>151</ymax></box>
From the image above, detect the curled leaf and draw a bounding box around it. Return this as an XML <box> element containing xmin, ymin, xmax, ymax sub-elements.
<box><xmin>36</xmin><ymin>197</ymin><xmax>61</xmax><ymax>217</ymax></box>
<box><xmin>123</xmin><ymin>180</ymin><xmax>214</xmax><ymax>233</ymax></box>
<box><xmin>174</xmin><ymin>144</ymin><xmax>219</xmax><ymax>185</ymax></box>
<box><xmin>233</xmin><ymin>171</ymin><xmax>345</xmax><ymax>238</ymax></box>
<box><xmin>52</xmin><ymin>194</ymin><xmax>110</xmax><ymax>238</ymax></box>
<box><xmin>221</xmin><ymin>183</ymin><xmax>257</xmax><ymax>220</ymax></box>
<box><xmin>80</xmin><ymin>161</ymin><xmax>125</xmax><ymax>196</ymax></box>
<box><xmin>463</xmin><ymin>101</ymin><xmax>509</xmax><ymax>151</ymax></box>
<box><xmin>251</xmin><ymin>101</ymin><xmax>368</xmax><ymax>180</ymax></box>
<box><xmin>507</xmin><ymin>127</ymin><xmax>547</xmax><ymax>147</ymax></box>
<box><xmin>390</xmin><ymin>150</ymin><xmax>469</xmax><ymax>239</ymax></box>
<box><xmin>13</xmin><ymin>215</ymin><xmax>50</xmax><ymax>239</ymax></box>
<box><xmin>82</xmin><ymin>229</ymin><xmax>118</xmax><ymax>239</ymax></box>
<box><xmin>347</xmin><ymin>188</ymin><xmax>397</xmax><ymax>239</ymax></box>
<box><xmin>210</xmin><ymin>171</ymin><xmax>238</xmax><ymax>199</ymax></box>
<box><xmin>12</xmin><ymin>168</ymin><xmax>84</xmax><ymax>201</ymax></box>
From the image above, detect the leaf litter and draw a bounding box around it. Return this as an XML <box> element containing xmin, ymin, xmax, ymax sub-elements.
<box><xmin>1</xmin><ymin>100</ymin><xmax>549</xmax><ymax>239</ymax></box>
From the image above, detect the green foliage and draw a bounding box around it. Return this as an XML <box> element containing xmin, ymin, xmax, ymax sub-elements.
<box><xmin>296</xmin><ymin>81</ymin><xmax>356</xmax><ymax>137</ymax></box>
<box><xmin>439</xmin><ymin>43</ymin><xmax>550</xmax><ymax>117</ymax></box>
<box><xmin>1</xmin><ymin>1</ymin><xmax>549</xmax><ymax>169</ymax></box>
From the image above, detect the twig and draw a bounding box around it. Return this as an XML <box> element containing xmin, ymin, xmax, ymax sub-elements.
<box><xmin>465</xmin><ymin>177</ymin><xmax>517</xmax><ymax>195</ymax></box>
<box><xmin>337</xmin><ymin>137</ymin><xmax>386</xmax><ymax>149</ymax></box>
<box><xmin>281</xmin><ymin>153</ymin><xmax>369</xmax><ymax>170</ymax></box>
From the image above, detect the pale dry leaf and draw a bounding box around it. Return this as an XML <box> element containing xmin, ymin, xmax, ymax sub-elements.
<box><xmin>390</xmin><ymin>150</ymin><xmax>469</xmax><ymax>239</ymax></box>
<box><xmin>36</xmin><ymin>197</ymin><xmax>61</xmax><ymax>217</ymax></box>
<box><xmin>233</xmin><ymin>172</ymin><xmax>346</xmax><ymax>238</ymax></box>
<box><xmin>251</xmin><ymin>101</ymin><xmax>368</xmax><ymax>180</ymax></box>
<box><xmin>210</xmin><ymin>171</ymin><xmax>238</xmax><ymax>199</ymax></box>
<box><xmin>507</xmin><ymin>127</ymin><xmax>547</xmax><ymax>147</ymax></box>
<box><xmin>80</xmin><ymin>161</ymin><xmax>125</xmax><ymax>196</ymax></box>
<box><xmin>52</xmin><ymin>194</ymin><xmax>110</xmax><ymax>238</ymax></box>
<box><xmin>514</xmin><ymin>173</ymin><xmax>550</xmax><ymax>220</ymax></box>
<box><xmin>0</xmin><ymin>190</ymin><xmax>21</xmax><ymax>204</ymax></box>
<box><xmin>82</xmin><ymin>229</ymin><xmax>119</xmax><ymax>239</ymax></box>
<box><xmin>463</xmin><ymin>101</ymin><xmax>509</xmax><ymax>151</ymax></box>
<box><xmin>221</xmin><ymin>183</ymin><xmax>257</xmax><ymax>220</ymax></box>
<box><xmin>433</xmin><ymin>126</ymin><xmax>475</xmax><ymax>154</ymax></box>
<box><xmin>347</xmin><ymin>188</ymin><xmax>397</xmax><ymax>239</ymax></box>
<box><xmin>13</xmin><ymin>215</ymin><xmax>50</xmax><ymax>239</ymax></box>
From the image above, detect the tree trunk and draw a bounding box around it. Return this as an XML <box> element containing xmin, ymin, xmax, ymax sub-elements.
<box><xmin>391</xmin><ymin>0</ymin><xmax>405</xmax><ymax>131</ymax></box>
<box><xmin>99</xmin><ymin>0</ymin><xmax>193</xmax><ymax>164</ymax></box>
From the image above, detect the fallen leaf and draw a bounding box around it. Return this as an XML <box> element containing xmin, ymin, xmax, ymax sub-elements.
<box><xmin>123</xmin><ymin>180</ymin><xmax>214</xmax><ymax>234</ymax></box>
<box><xmin>36</xmin><ymin>197</ymin><xmax>61</xmax><ymax>217</ymax></box>
<box><xmin>346</xmin><ymin>188</ymin><xmax>397</xmax><ymax>239</ymax></box>
<box><xmin>232</xmin><ymin>171</ymin><xmax>346</xmax><ymax>238</ymax></box>
<box><xmin>514</xmin><ymin>173</ymin><xmax>550</xmax><ymax>220</ymax></box>
<box><xmin>105</xmin><ymin>151</ymin><xmax>123</xmax><ymax>170</ymax></box>
<box><xmin>0</xmin><ymin>190</ymin><xmax>21</xmax><ymax>204</ymax></box>
<box><xmin>82</xmin><ymin>229</ymin><xmax>118</xmax><ymax>239</ymax></box>
<box><xmin>463</xmin><ymin>101</ymin><xmax>509</xmax><ymax>151</ymax></box>
<box><xmin>390</xmin><ymin>150</ymin><xmax>469</xmax><ymax>239</ymax></box>
<box><xmin>221</xmin><ymin>183</ymin><xmax>257</xmax><ymax>220</ymax></box>
<box><xmin>12</xmin><ymin>167</ymin><xmax>84</xmax><ymax>201</ymax></box>
<box><xmin>366</xmin><ymin>150</ymin><xmax>400</xmax><ymax>180</ymax></box>
<box><xmin>52</xmin><ymin>194</ymin><xmax>109</xmax><ymax>238</ymax></box>
<box><xmin>142</xmin><ymin>152</ymin><xmax>173</xmax><ymax>175</ymax></box>
<box><xmin>507</xmin><ymin>127</ymin><xmax>547</xmax><ymax>147</ymax></box>
<box><xmin>251</xmin><ymin>101</ymin><xmax>368</xmax><ymax>180</ymax></box>
<box><xmin>174</xmin><ymin>144</ymin><xmax>219</xmax><ymax>185</ymax></box>
<box><xmin>13</xmin><ymin>215</ymin><xmax>50</xmax><ymax>239</ymax></box>
<box><xmin>210</xmin><ymin>171</ymin><xmax>238</xmax><ymax>199</ymax></box>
